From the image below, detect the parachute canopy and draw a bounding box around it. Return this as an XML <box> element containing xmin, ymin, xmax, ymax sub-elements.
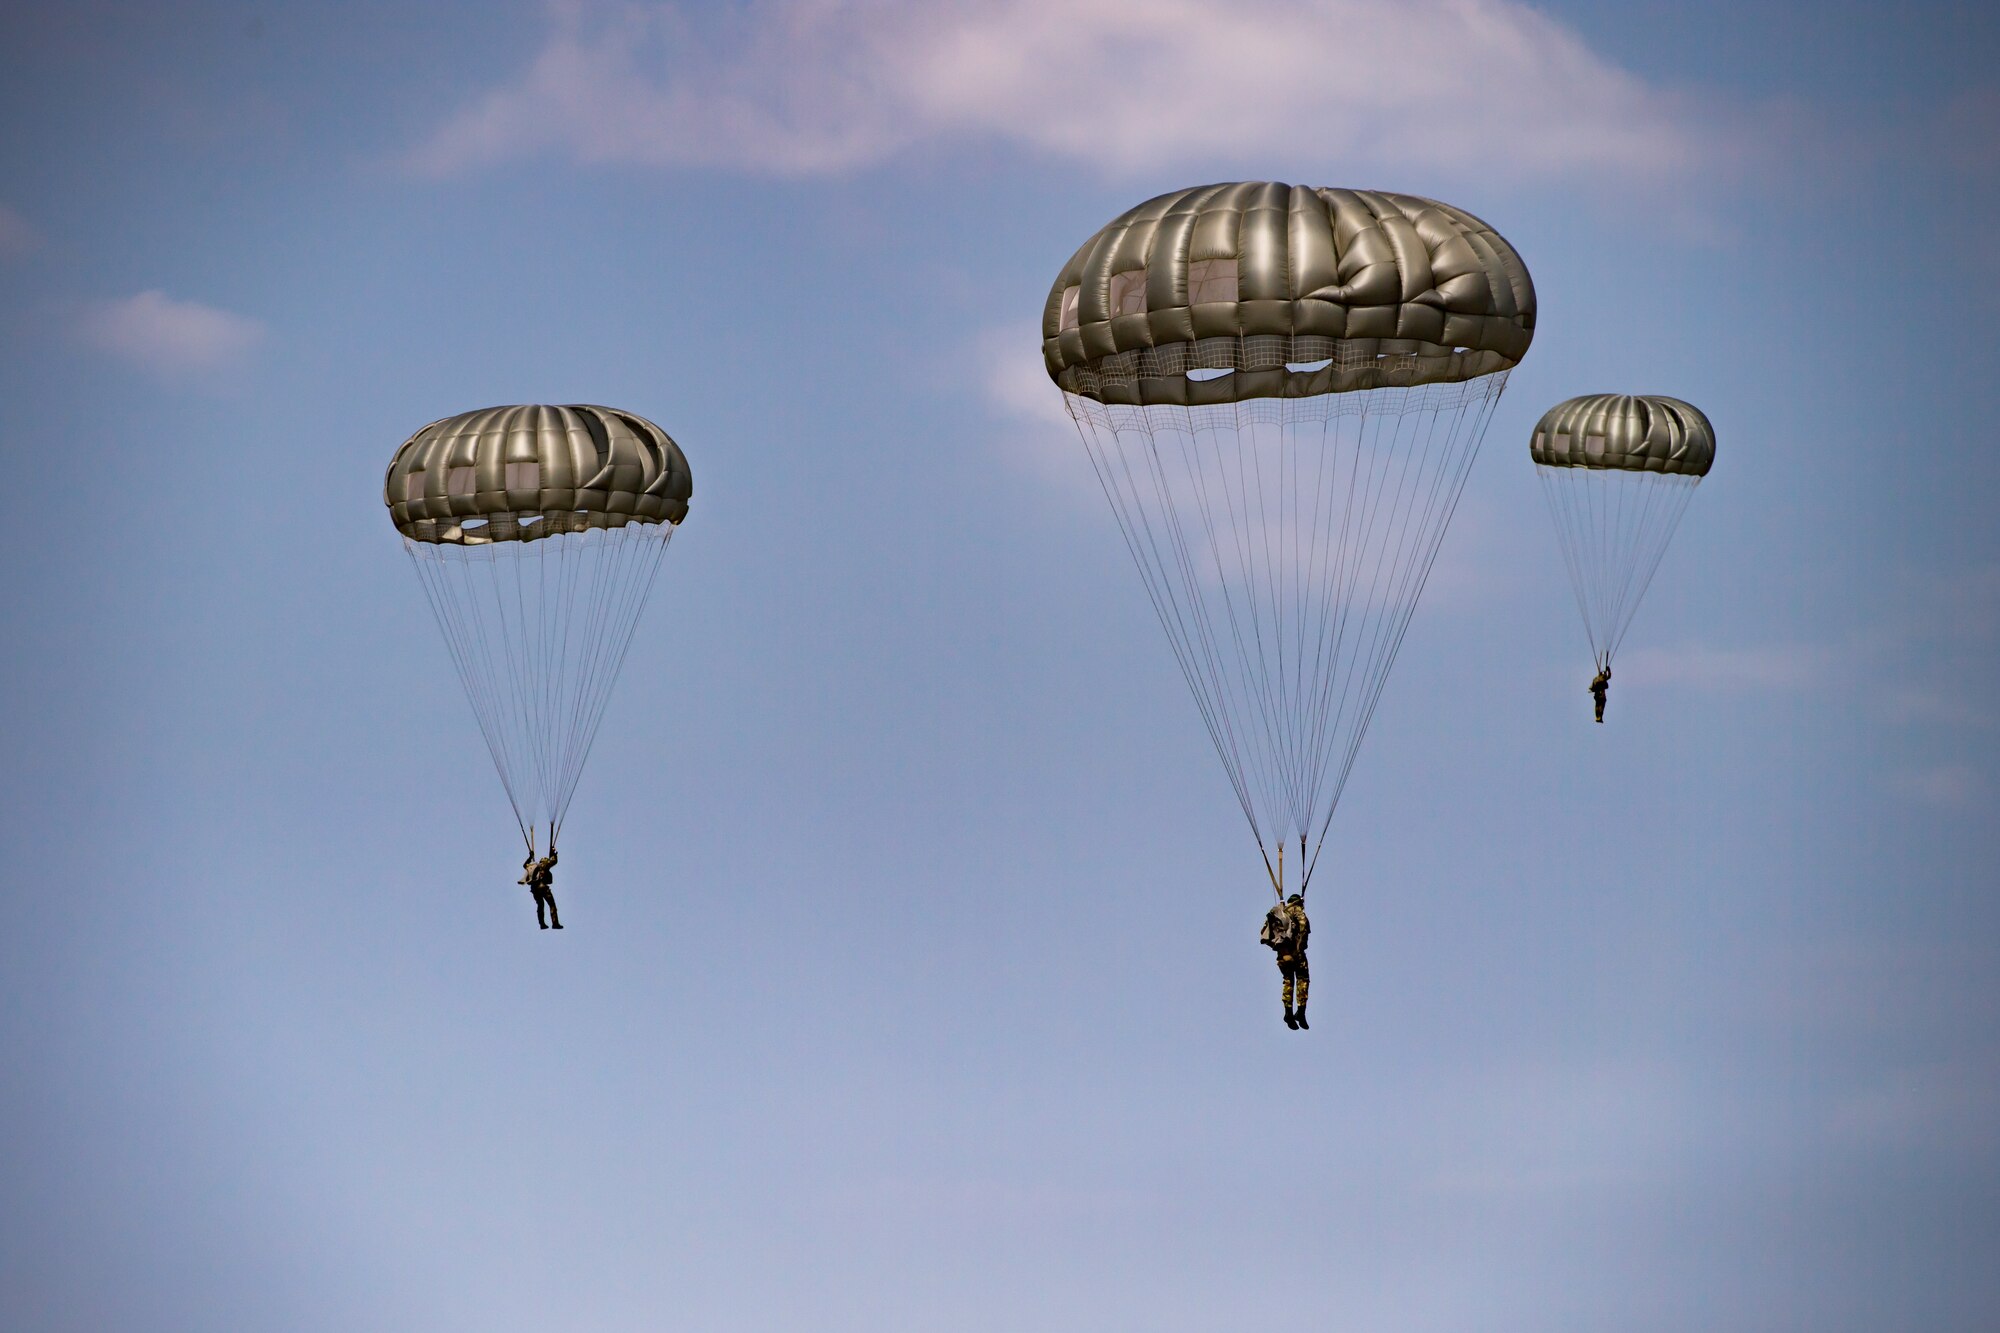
<box><xmin>1530</xmin><ymin>394</ymin><xmax>1714</xmax><ymax>673</ymax></box>
<box><xmin>386</xmin><ymin>405</ymin><xmax>691</xmax><ymax>848</ymax></box>
<box><xmin>1044</xmin><ymin>182</ymin><xmax>1534</xmax><ymax>407</ymax></box>
<box><xmin>1530</xmin><ymin>394</ymin><xmax>1714</xmax><ymax>477</ymax></box>
<box><xmin>387</xmin><ymin>403</ymin><xmax>690</xmax><ymax>545</ymax></box>
<box><xmin>1047</xmin><ymin>184</ymin><xmax>1533</xmax><ymax>891</ymax></box>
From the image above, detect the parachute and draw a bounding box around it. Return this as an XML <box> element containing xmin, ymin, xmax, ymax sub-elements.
<box><xmin>1530</xmin><ymin>394</ymin><xmax>1713</xmax><ymax>676</ymax></box>
<box><xmin>1045</xmin><ymin>183</ymin><xmax>1535</xmax><ymax>893</ymax></box>
<box><xmin>384</xmin><ymin>404</ymin><xmax>691</xmax><ymax>850</ymax></box>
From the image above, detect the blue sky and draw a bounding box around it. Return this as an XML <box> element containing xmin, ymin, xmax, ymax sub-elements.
<box><xmin>2</xmin><ymin>2</ymin><xmax>1995</xmax><ymax>1329</ymax></box>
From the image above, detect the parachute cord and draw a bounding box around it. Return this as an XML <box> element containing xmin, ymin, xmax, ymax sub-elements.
<box><xmin>405</xmin><ymin>520</ymin><xmax>676</xmax><ymax>851</ymax></box>
<box><xmin>1066</xmin><ymin>366</ymin><xmax>1506</xmax><ymax>889</ymax></box>
<box><xmin>1539</xmin><ymin>463</ymin><xmax>1606</xmax><ymax>666</ymax></box>
<box><xmin>1538</xmin><ymin>466</ymin><xmax>1699</xmax><ymax>674</ymax></box>
<box><xmin>552</xmin><ymin>521</ymin><xmax>676</xmax><ymax>841</ymax></box>
<box><xmin>1069</xmin><ymin>400</ymin><xmax>1264</xmax><ymax>841</ymax></box>
<box><xmin>408</xmin><ymin>540</ymin><xmax>533</xmax><ymax>839</ymax></box>
<box><xmin>1299</xmin><ymin>379</ymin><xmax>1501</xmax><ymax>891</ymax></box>
<box><xmin>1604</xmin><ymin>475</ymin><xmax>1699</xmax><ymax>664</ymax></box>
<box><xmin>1262</xmin><ymin>844</ymin><xmax>1281</xmax><ymax>901</ymax></box>
<box><xmin>1301</xmin><ymin>820</ymin><xmax>1328</xmax><ymax>892</ymax></box>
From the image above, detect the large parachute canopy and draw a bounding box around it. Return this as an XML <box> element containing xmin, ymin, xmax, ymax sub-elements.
<box><xmin>1046</xmin><ymin>183</ymin><xmax>1534</xmax><ymax>893</ymax></box>
<box><xmin>1529</xmin><ymin>394</ymin><xmax>1713</xmax><ymax>674</ymax></box>
<box><xmin>386</xmin><ymin>404</ymin><xmax>691</xmax><ymax>850</ymax></box>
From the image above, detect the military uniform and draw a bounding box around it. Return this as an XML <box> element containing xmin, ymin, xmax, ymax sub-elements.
<box><xmin>520</xmin><ymin>849</ymin><xmax>562</xmax><ymax>929</ymax></box>
<box><xmin>1261</xmin><ymin>895</ymin><xmax>1311</xmax><ymax>1029</ymax></box>
<box><xmin>1589</xmin><ymin>667</ymin><xmax>1611</xmax><ymax>724</ymax></box>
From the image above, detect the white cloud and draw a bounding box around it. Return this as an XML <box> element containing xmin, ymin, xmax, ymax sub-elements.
<box><xmin>1873</xmin><ymin>564</ymin><xmax>2000</xmax><ymax>728</ymax></box>
<box><xmin>1884</xmin><ymin>687</ymin><xmax>1994</xmax><ymax>730</ymax></box>
<box><xmin>978</xmin><ymin>324</ymin><xmax>1071</xmax><ymax>433</ymax></box>
<box><xmin>1614</xmin><ymin>642</ymin><xmax>1831</xmax><ymax>691</ymax></box>
<box><xmin>977</xmin><ymin>322</ymin><xmax>1086</xmax><ymax>490</ymax></box>
<box><xmin>1412</xmin><ymin>497</ymin><xmax>1518</xmax><ymax>611</ymax></box>
<box><xmin>1889</xmin><ymin>763</ymin><xmax>1985</xmax><ymax>811</ymax></box>
<box><xmin>409</xmin><ymin>0</ymin><xmax>1707</xmax><ymax>186</ymax></box>
<box><xmin>74</xmin><ymin>290</ymin><xmax>265</xmax><ymax>380</ymax></box>
<box><xmin>0</xmin><ymin>203</ymin><xmax>39</xmax><ymax>259</ymax></box>
<box><xmin>1940</xmin><ymin>87</ymin><xmax>2000</xmax><ymax>178</ymax></box>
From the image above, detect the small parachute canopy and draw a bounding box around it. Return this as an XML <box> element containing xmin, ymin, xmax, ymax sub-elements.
<box><xmin>1530</xmin><ymin>394</ymin><xmax>1714</xmax><ymax>672</ymax></box>
<box><xmin>1530</xmin><ymin>394</ymin><xmax>1714</xmax><ymax>477</ymax></box>
<box><xmin>385</xmin><ymin>404</ymin><xmax>692</xmax><ymax>848</ymax></box>
<box><xmin>386</xmin><ymin>404</ymin><xmax>692</xmax><ymax>545</ymax></box>
<box><xmin>1043</xmin><ymin>182</ymin><xmax>1535</xmax><ymax>407</ymax></box>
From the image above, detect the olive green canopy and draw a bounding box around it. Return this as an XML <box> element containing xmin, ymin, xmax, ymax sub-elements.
<box><xmin>385</xmin><ymin>404</ymin><xmax>692</xmax><ymax>545</ymax></box>
<box><xmin>387</xmin><ymin>402</ymin><xmax>692</xmax><ymax>848</ymax></box>
<box><xmin>1531</xmin><ymin>394</ymin><xmax>1715</xmax><ymax>673</ymax></box>
<box><xmin>1043</xmin><ymin>182</ymin><xmax>1535</xmax><ymax>407</ymax></box>
<box><xmin>1530</xmin><ymin>394</ymin><xmax>1714</xmax><ymax>477</ymax></box>
<box><xmin>1045</xmin><ymin>183</ymin><xmax>1534</xmax><ymax>890</ymax></box>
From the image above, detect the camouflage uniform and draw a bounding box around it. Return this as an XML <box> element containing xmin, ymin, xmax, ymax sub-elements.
<box><xmin>1589</xmin><ymin>668</ymin><xmax>1611</xmax><ymax>724</ymax></box>
<box><xmin>520</xmin><ymin>849</ymin><xmax>562</xmax><ymax>929</ymax></box>
<box><xmin>1261</xmin><ymin>895</ymin><xmax>1311</xmax><ymax>1029</ymax></box>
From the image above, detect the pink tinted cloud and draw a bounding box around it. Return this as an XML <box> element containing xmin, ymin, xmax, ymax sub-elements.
<box><xmin>1889</xmin><ymin>763</ymin><xmax>1985</xmax><ymax>811</ymax></box>
<box><xmin>0</xmin><ymin>203</ymin><xmax>40</xmax><ymax>259</ymax></box>
<box><xmin>1613</xmin><ymin>642</ymin><xmax>1832</xmax><ymax>691</ymax></box>
<box><xmin>409</xmin><ymin>0</ymin><xmax>1707</xmax><ymax>185</ymax></box>
<box><xmin>75</xmin><ymin>290</ymin><xmax>265</xmax><ymax>380</ymax></box>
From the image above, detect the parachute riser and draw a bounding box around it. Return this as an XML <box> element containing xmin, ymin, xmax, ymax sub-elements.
<box><xmin>1266</xmin><ymin>841</ymin><xmax>1309</xmax><ymax>904</ymax></box>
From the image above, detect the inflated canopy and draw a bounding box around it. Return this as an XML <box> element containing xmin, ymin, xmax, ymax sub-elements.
<box><xmin>385</xmin><ymin>404</ymin><xmax>692</xmax><ymax>545</ymax></box>
<box><xmin>1531</xmin><ymin>395</ymin><xmax>1715</xmax><ymax>477</ymax></box>
<box><xmin>1043</xmin><ymin>182</ymin><xmax>1535</xmax><ymax>407</ymax></box>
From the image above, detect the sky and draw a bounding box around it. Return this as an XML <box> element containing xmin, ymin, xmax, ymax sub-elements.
<box><xmin>1</xmin><ymin>2</ymin><xmax>1996</xmax><ymax>1329</ymax></box>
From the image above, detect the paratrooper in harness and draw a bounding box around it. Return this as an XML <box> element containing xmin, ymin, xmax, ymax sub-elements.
<box><xmin>1589</xmin><ymin>663</ymin><xmax>1612</xmax><ymax>724</ymax></box>
<box><xmin>1261</xmin><ymin>893</ymin><xmax>1311</xmax><ymax>1029</ymax></box>
<box><xmin>520</xmin><ymin>843</ymin><xmax>562</xmax><ymax>930</ymax></box>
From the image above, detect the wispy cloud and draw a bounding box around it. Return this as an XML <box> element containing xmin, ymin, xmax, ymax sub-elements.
<box><xmin>1615</xmin><ymin>642</ymin><xmax>1832</xmax><ymax>691</ymax></box>
<box><xmin>73</xmin><ymin>290</ymin><xmax>266</xmax><ymax>381</ymax></box>
<box><xmin>977</xmin><ymin>323</ymin><xmax>1085</xmax><ymax>491</ymax></box>
<box><xmin>1875</xmin><ymin>564</ymin><xmax>2000</xmax><ymax>728</ymax></box>
<box><xmin>410</xmin><ymin>0</ymin><xmax>1711</xmax><ymax>188</ymax></box>
<box><xmin>1764</xmin><ymin>939</ymin><xmax>1999</xmax><ymax>1038</ymax></box>
<box><xmin>1938</xmin><ymin>87</ymin><xmax>2000</xmax><ymax>178</ymax></box>
<box><xmin>1884</xmin><ymin>687</ymin><xmax>1994</xmax><ymax>730</ymax></box>
<box><xmin>0</xmin><ymin>203</ymin><xmax>40</xmax><ymax>259</ymax></box>
<box><xmin>1600</xmin><ymin>569</ymin><xmax>1999</xmax><ymax>709</ymax></box>
<box><xmin>1889</xmin><ymin>763</ymin><xmax>1985</xmax><ymax>811</ymax></box>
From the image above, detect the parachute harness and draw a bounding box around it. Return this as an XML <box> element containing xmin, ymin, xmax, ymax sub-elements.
<box><xmin>1066</xmin><ymin>340</ymin><xmax>1509</xmax><ymax>885</ymax></box>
